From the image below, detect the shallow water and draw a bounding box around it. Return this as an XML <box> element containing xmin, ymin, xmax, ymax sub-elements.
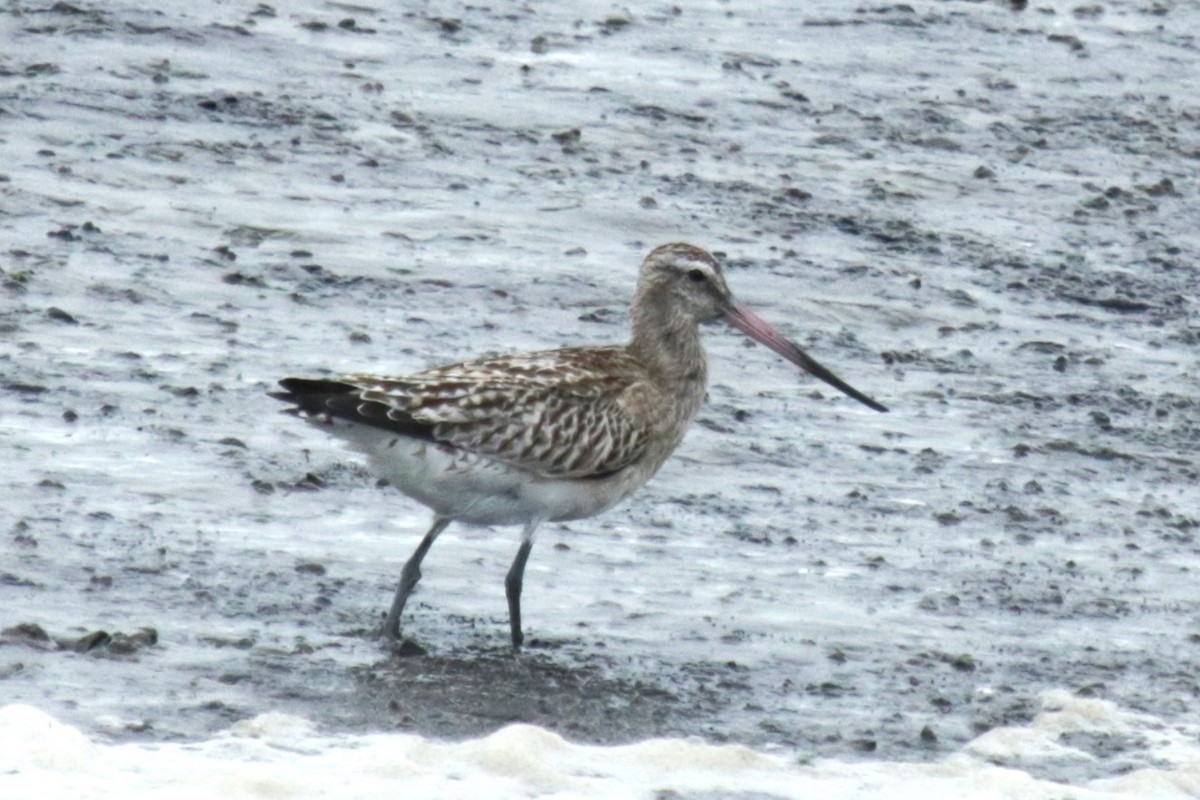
<box><xmin>2</xmin><ymin>0</ymin><xmax>1199</xmax><ymax>796</ymax></box>
<box><xmin>3</xmin><ymin>691</ymin><xmax>1200</xmax><ymax>799</ymax></box>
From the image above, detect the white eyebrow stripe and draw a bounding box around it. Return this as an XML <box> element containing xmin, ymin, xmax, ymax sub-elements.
<box><xmin>676</xmin><ymin>255</ymin><xmax>716</xmax><ymax>270</ymax></box>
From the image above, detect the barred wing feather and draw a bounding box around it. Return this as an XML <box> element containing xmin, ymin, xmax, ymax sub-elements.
<box><xmin>348</xmin><ymin>348</ymin><xmax>654</xmax><ymax>480</ymax></box>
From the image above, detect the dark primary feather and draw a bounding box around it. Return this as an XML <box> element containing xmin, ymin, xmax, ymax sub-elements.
<box><xmin>271</xmin><ymin>378</ymin><xmax>438</xmax><ymax>443</ymax></box>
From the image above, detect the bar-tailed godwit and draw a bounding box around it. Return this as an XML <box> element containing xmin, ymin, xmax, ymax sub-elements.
<box><xmin>272</xmin><ymin>243</ymin><xmax>887</xmax><ymax>650</ymax></box>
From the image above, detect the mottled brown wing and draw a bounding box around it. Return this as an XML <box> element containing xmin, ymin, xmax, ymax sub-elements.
<box><xmin>350</xmin><ymin>347</ymin><xmax>654</xmax><ymax>479</ymax></box>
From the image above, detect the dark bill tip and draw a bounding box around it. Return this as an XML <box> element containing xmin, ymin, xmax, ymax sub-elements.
<box><xmin>725</xmin><ymin>305</ymin><xmax>889</xmax><ymax>413</ymax></box>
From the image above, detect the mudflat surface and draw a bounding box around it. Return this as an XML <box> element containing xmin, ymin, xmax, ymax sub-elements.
<box><xmin>2</xmin><ymin>0</ymin><xmax>1199</xmax><ymax>785</ymax></box>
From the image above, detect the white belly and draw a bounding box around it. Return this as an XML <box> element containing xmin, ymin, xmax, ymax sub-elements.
<box><xmin>323</xmin><ymin>420</ymin><xmax>650</xmax><ymax>526</ymax></box>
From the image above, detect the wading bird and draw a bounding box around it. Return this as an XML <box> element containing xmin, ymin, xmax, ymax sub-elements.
<box><xmin>272</xmin><ymin>243</ymin><xmax>887</xmax><ymax>650</ymax></box>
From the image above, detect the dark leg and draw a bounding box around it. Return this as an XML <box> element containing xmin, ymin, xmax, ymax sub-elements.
<box><xmin>384</xmin><ymin>516</ymin><xmax>451</xmax><ymax>642</ymax></box>
<box><xmin>504</xmin><ymin>521</ymin><xmax>540</xmax><ymax>650</ymax></box>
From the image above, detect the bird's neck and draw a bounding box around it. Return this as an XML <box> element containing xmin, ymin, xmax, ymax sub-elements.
<box><xmin>629</xmin><ymin>292</ymin><xmax>709</xmax><ymax>392</ymax></box>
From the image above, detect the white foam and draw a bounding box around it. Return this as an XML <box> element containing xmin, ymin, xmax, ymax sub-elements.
<box><xmin>3</xmin><ymin>691</ymin><xmax>1198</xmax><ymax>800</ymax></box>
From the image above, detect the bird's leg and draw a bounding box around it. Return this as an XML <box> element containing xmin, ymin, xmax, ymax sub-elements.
<box><xmin>384</xmin><ymin>516</ymin><xmax>451</xmax><ymax>643</ymax></box>
<box><xmin>504</xmin><ymin>521</ymin><xmax>540</xmax><ymax>651</ymax></box>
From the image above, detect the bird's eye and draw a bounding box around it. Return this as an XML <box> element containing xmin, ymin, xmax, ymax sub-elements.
<box><xmin>687</xmin><ymin>268</ymin><xmax>706</xmax><ymax>283</ymax></box>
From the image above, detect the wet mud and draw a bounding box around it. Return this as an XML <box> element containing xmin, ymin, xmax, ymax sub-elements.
<box><xmin>2</xmin><ymin>0</ymin><xmax>1199</xmax><ymax>786</ymax></box>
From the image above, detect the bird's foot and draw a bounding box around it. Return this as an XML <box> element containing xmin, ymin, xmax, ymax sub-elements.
<box><xmin>386</xmin><ymin>635</ymin><xmax>427</xmax><ymax>658</ymax></box>
<box><xmin>380</xmin><ymin>620</ymin><xmax>427</xmax><ymax>657</ymax></box>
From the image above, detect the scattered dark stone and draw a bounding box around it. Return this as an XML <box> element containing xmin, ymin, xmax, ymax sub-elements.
<box><xmin>3</xmin><ymin>381</ymin><xmax>47</xmax><ymax>396</ymax></box>
<box><xmin>25</xmin><ymin>63</ymin><xmax>62</xmax><ymax>77</ymax></box>
<box><xmin>601</xmin><ymin>15</ymin><xmax>632</xmax><ymax>32</ymax></box>
<box><xmin>222</xmin><ymin>272</ymin><xmax>266</xmax><ymax>287</ymax></box>
<box><xmin>578</xmin><ymin>307</ymin><xmax>616</xmax><ymax>323</ymax></box>
<box><xmin>946</xmin><ymin>288</ymin><xmax>977</xmax><ymax>307</ymax></box>
<box><xmin>1048</xmin><ymin>33</ymin><xmax>1086</xmax><ymax>52</ymax></box>
<box><xmin>1060</xmin><ymin>292</ymin><xmax>1151</xmax><ymax>313</ymax></box>
<box><xmin>950</xmin><ymin>654</ymin><xmax>976</xmax><ymax>672</ymax></box>
<box><xmin>295</xmin><ymin>562</ymin><xmax>327</xmax><ymax>576</ymax></box>
<box><xmin>107</xmin><ymin>628</ymin><xmax>158</xmax><ymax>655</ymax></box>
<box><xmin>1004</xmin><ymin>505</ymin><xmax>1036</xmax><ymax>523</ymax></box>
<box><xmin>47</xmin><ymin>227</ymin><xmax>79</xmax><ymax>241</ymax></box>
<box><xmin>200</xmin><ymin>635</ymin><xmax>256</xmax><ymax>650</ymax></box>
<box><xmin>1140</xmin><ymin>178</ymin><xmax>1178</xmax><ymax>196</ymax></box>
<box><xmin>0</xmin><ymin>663</ymin><xmax>25</xmax><ymax>679</ymax></box>
<box><xmin>918</xmin><ymin>136</ymin><xmax>962</xmax><ymax>151</ymax></box>
<box><xmin>551</xmin><ymin>128</ymin><xmax>582</xmax><ymax>145</ymax></box>
<box><xmin>1096</xmin><ymin>297</ymin><xmax>1152</xmax><ymax>313</ymax></box>
<box><xmin>880</xmin><ymin>350</ymin><xmax>918</xmax><ymax>365</ymax></box>
<box><xmin>1</xmin><ymin>623</ymin><xmax>53</xmax><ymax>648</ymax></box>
<box><xmin>74</xmin><ymin>630</ymin><xmax>112</xmax><ymax>653</ymax></box>
<box><xmin>45</xmin><ymin>304</ymin><xmax>78</xmax><ymax>323</ymax></box>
